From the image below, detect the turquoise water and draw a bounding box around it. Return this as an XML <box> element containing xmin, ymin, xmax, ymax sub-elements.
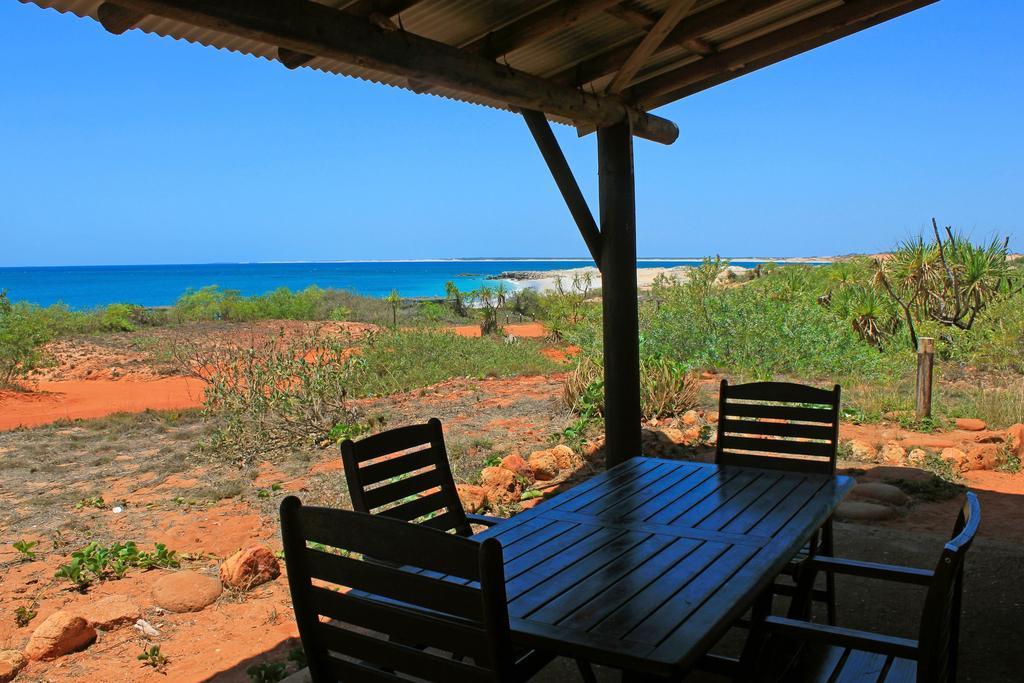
<box><xmin>0</xmin><ymin>259</ymin><xmax>796</xmax><ymax>310</ymax></box>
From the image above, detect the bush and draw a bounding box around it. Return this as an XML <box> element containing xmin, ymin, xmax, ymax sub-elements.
<box><xmin>0</xmin><ymin>291</ymin><xmax>52</xmax><ymax>388</ymax></box>
<box><xmin>562</xmin><ymin>352</ymin><xmax>699</xmax><ymax>421</ymax></box>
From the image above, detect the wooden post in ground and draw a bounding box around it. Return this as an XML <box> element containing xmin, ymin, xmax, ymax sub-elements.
<box><xmin>598</xmin><ymin>117</ymin><xmax>641</xmax><ymax>468</ymax></box>
<box><xmin>916</xmin><ymin>337</ymin><xmax>934</xmax><ymax>419</ymax></box>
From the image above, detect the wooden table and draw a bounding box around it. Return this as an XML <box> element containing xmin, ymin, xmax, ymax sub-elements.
<box><xmin>476</xmin><ymin>456</ymin><xmax>853</xmax><ymax>679</ymax></box>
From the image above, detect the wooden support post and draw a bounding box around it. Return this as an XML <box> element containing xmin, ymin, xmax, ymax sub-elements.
<box><xmin>598</xmin><ymin>116</ymin><xmax>641</xmax><ymax>468</ymax></box>
<box><xmin>916</xmin><ymin>337</ymin><xmax>934</xmax><ymax>419</ymax></box>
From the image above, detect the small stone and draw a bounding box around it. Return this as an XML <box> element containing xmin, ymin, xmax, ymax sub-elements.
<box><xmin>455</xmin><ymin>484</ymin><xmax>488</xmax><ymax>514</ymax></box>
<box><xmin>835</xmin><ymin>501</ymin><xmax>896</xmax><ymax>522</ymax></box>
<box><xmin>879</xmin><ymin>443</ymin><xmax>906</xmax><ymax>465</ymax></box>
<box><xmin>526</xmin><ymin>453</ymin><xmax>559</xmax><ymax>482</ymax></box>
<box><xmin>549</xmin><ymin>444</ymin><xmax>577</xmax><ymax>470</ymax></box>
<box><xmin>81</xmin><ymin>594</ymin><xmax>141</xmax><ymax>631</ymax></box>
<box><xmin>152</xmin><ymin>571</ymin><xmax>222</xmax><ymax>612</ymax></box>
<box><xmin>660</xmin><ymin>428</ymin><xmax>686</xmax><ymax>445</ymax></box>
<box><xmin>220</xmin><ymin>546</ymin><xmax>281</xmax><ymax>590</ymax></box>
<box><xmin>0</xmin><ymin>650</ymin><xmax>27</xmax><ymax>682</ymax></box>
<box><xmin>965</xmin><ymin>444</ymin><xmax>1000</xmax><ymax>472</ymax></box>
<box><xmin>25</xmin><ymin>611</ymin><xmax>96</xmax><ymax>660</ymax></box>
<box><xmin>940</xmin><ymin>448</ymin><xmax>969</xmax><ymax>473</ymax></box>
<box><xmin>133</xmin><ymin>619</ymin><xmax>160</xmax><ymax>637</ymax></box>
<box><xmin>706</xmin><ymin>411</ymin><xmax>719</xmax><ymax>424</ymax></box>
<box><xmin>681</xmin><ymin>426</ymin><xmax>703</xmax><ymax>445</ymax></box>
<box><xmin>499</xmin><ymin>454</ymin><xmax>532</xmax><ymax>479</ymax></box>
<box><xmin>955</xmin><ymin>418</ymin><xmax>987</xmax><ymax>432</ymax></box>
<box><xmin>681</xmin><ymin>410</ymin><xmax>700</xmax><ymax>426</ymax></box>
<box><xmin>848</xmin><ymin>440</ymin><xmax>877</xmax><ymax>462</ymax></box>
<box><xmin>481</xmin><ymin>466</ymin><xmax>524</xmax><ymax>503</ymax></box>
<box><xmin>907</xmin><ymin>448</ymin><xmax>928</xmax><ymax>467</ymax></box>
<box><xmin>850</xmin><ymin>482</ymin><xmax>909</xmax><ymax>506</ymax></box>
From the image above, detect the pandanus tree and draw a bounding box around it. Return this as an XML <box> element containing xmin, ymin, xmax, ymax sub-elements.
<box><xmin>875</xmin><ymin>219</ymin><xmax>1022</xmax><ymax>350</ymax></box>
<box><xmin>386</xmin><ymin>289</ymin><xmax>400</xmax><ymax>327</ymax></box>
<box><xmin>444</xmin><ymin>281</ymin><xmax>467</xmax><ymax>317</ymax></box>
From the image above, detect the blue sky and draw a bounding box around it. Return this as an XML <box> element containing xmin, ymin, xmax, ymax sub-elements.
<box><xmin>1</xmin><ymin>0</ymin><xmax>1021</xmax><ymax>266</ymax></box>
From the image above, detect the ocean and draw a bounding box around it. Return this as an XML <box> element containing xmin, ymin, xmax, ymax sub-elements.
<box><xmin>0</xmin><ymin>259</ymin><xmax>795</xmax><ymax>310</ymax></box>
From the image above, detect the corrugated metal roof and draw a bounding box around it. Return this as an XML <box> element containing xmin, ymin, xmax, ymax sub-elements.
<box><xmin>19</xmin><ymin>0</ymin><xmax>936</xmax><ymax>128</ymax></box>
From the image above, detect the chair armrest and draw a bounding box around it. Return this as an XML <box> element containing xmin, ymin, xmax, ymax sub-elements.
<box><xmin>762</xmin><ymin>616</ymin><xmax>919</xmax><ymax>659</ymax></box>
<box><xmin>466</xmin><ymin>513</ymin><xmax>502</xmax><ymax>527</ymax></box>
<box><xmin>806</xmin><ymin>556</ymin><xmax>933</xmax><ymax>586</ymax></box>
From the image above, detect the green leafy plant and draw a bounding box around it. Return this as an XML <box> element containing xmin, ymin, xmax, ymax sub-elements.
<box><xmin>75</xmin><ymin>495</ymin><xmax>106</xmax><ymax>510</ymax></box>
<box><xmin>12</xmin><ymin>539</ymin><xmax>38</xmax><ymax>561</ymax></box>
<box><xmin>15</xmin><ymin>604</ymin><xmax>37</xmax><ymax>627</ymax></box>
<box><xmin>55</xmin><ymin>541</ymin><xmax>179</xmax><ymax>589</ymax></box>
<box><xmin>246</xmin><ymin>661</ymin><xmax>288</xmax><ymax>683</ymax></box>
<box><xmin>138</xmin><ymin>645</ymin><xmax>168</xmax><ymax>672</ymax></box>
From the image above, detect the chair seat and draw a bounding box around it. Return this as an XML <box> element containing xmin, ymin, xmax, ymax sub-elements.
<box><xmin>764</xmin><ymin>641</ymin><xmax>917</xmax><ymax>683</ymax></box>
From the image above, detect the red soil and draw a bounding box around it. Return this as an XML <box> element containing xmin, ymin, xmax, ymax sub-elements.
<box><xmin>0</xmin><ymin>378</ymin><xmax>204</xmax><ymax>431</ymax></box>
<box><xmin>451</xmin><ymin>322</ymin><xmax>548</xmax><ymax>338</ymax></box>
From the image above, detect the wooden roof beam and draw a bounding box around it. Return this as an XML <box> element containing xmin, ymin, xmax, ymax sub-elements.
<box><xmin>553</xmin><ymin>0</ymin><xmax>793</xmax><ymax>87</ymax></box>
<box><xmin>107</xmin><ymin>0</ymin><xmax>678</xmax><ymax>144</ymax></box>
<box><xmin>604</xmin><ymin>0</ymin><xmax>699</xmax><ymax>94</ymax></box>
<box><xmin>627</xmin><ymin>0</ymin><xmax>940</xmax><ymax>108</ymax></box>
<box><xmin>97</xmin><ymin>3</ymin><xmax>145</xmax><ymax>34</ymax></box>
<box><xmin>462</xmin><ymin>0</ymin><xmax>624</xmax><ymax>60</ymax></box>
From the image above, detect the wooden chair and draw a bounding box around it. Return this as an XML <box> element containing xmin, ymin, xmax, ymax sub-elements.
<box><xmin>740</xmin><ymin>492</ymin><xmax>980</xmax><ymax>682</ymax></box>
<box><xmin>341</xmin><ymin>418</ymin><xmax>501</xmax><ymax>537</ymax></box>
<box><xmin>716</xmin><ymin>379</ymin><xmax>842</xmax><ymax>624</ymax></box>
<box><xmin>280</xmin><ymin>497</ymin><xmax>557</xmax><ymax>682</ymax></box>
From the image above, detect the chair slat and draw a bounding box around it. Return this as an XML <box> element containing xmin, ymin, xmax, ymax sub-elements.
<box><xmin>359</xmin><ymin>447</ymin><xmax>436</xmax><ymax>485</ymax></box>
<box><xmin>347</xmin><ymin>422</ymin><xmax>436</xmax><ymax>463</ymax></box>
<box><xmin>721</xmin><ymin>401</ymin><xmax>835</xmax><ymax>424</ymax></box>
<box><xmin>306</xmin><ymin>548</ymin><xmax>484</xmax><ymax>620</ymax></box>
<box><xmin>315</xmin><ymin>621</ymin><xmax>494</xmax><ymax>682</ymax></box>
<box><xmin>310</xmin><ymin>586</ymin><xmax>490</xmax><ymax>661</ymax></box>
<box><xmin>297</xmin><ymin>504</ymin><xmax>479</xmax><ymax>577</ymax></box>
<box><xmin>719</xmin><ymin>435</ymin><xmax>835</xmax><ymax>457</ymax></box>
<box><xmin>363</xmin><ymin>469</ymin><xmax>444</xmax><ymax>510</ymax></box>
<box><xmin>720</xmin><ymin>417</ymin><xmax>834</xmax><ymax>441</ymax></box>
<box><xmin>722</xmin><ymin>381</ymin><xmax>836</xmax><ymax>404</ymax></box>
<box><xmin>322</xmin><ymin>654</ymin><xmax>408</xmax><ymax>683</ymax></box>
<box><xmin>717</xmin><ymin>452</ymin><xmax>833</xmax><ymax>474</ymax></box>
<box><xmin>380</xmin><ymin>490</ymin><xmax>450</xmax><ymax>523</ymax></box>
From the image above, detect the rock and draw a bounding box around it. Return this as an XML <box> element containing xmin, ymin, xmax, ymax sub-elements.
<box><xmin>455</xmin><ymin>484</ymin><xmax>488</xmax><ymax>514</ymax></box>
<box><xmin>907</xmin><ymin>448</ymin><xmax>928</xmax><ymax>467</ymax></box>
<box><xmin>879</xmin><ymin>443</ymin><xmax>907</xmax><ymax>466</ymax></box>
<box><xmin>0</xmin><ymin>650</ymin><xmax>27</xmax><ymax>682</ymax></box>
<box><xmin>1007</xmin><ymin>423</ymin><xmax>1024</xmax><ymax>458</ymax></box>
<box><xmin>847</xmin><ymin>440</ymin><xmax>877</xmax><ymax>462</ymax></box>
<box><xmin>955</xmin><ymin>418</ymin><xmax>987</xmax><ymax>432</ymax></box>
<box><xmin>681</xmin><ymin>426</ymin><xmax>703</xmax><ymax>445</ymax></box>
<box><xmin>549</xmin><ymin>444</ymin><xmax>577</xmax><ymax>470</ymax></box>
<box><xmin>481</xmin><ymin>466</ymin><xmax>524</xmax><ymax>503</ymax></box>
<box><xmin>660</xmin><ymin>428</ymin><xmax>686</xmax><ymax>445</ymax></box>
<box><xmin>499</xmin><ymin>454</ymin><xmax>532</xmax><ymax>479</ymax></box>
<box><xmin>519</xmin><ymin>497</ymin><xmax>543</xmax><ymax>510</ymax></box>
<box><xmin>681</xmin><ymin>410</ymin><xmax>700</xmax><ymax>426</ymax></box>
<box><xmin>940</xmin><ymin>448</ymin><xmax>969</xmax><ymax>473</ymax></box>
<box><xmin>973</xmin><ymin>432</ymin><xmax>1004</xmax><ymax>444</ymax></box>
<box><xmin>835</xmin><ymin>501</ymin><xmax>896</xmax><ymax>522</ymax></box>
<box><xmin>526</xmin><ymin>453</ymin><xmax>559</xmax><ymax>482</ymax></box>
<box><xmin>134</xmin><ymin>619</ymin><xmax>160</xmax><ymax>638</ymax></box>
<box><xmin>152</xmin><ymin>571</ymin><xmax>222</xmax><ymax>612</ymax></box>
<box><xmin>220</xmin><ymin>546</ymin><xmax>281</xmax><ymax>590</ymax></box>
<box><xmin>965</xmin><ymin>444</ymin><xmax>1000</xmax><ymax>472</ymax></box>
<box><xmin>706</xmin><ymin>411</ymin><xmax>719</xmax><ymax>424</ymax></box>
<box><xmin>81</xmin><ymin>594</ymin><xmax>140</xmax><ymax>631</ymax></box>
<box><xmin>25</xmin><ymin>611</ymin><xmax>96</xmax><ymax>661</ymax></box>
<box><xmin>849</xmin><ymin>483</ymin><xmax>909</xmax><ymax>506</ymax></box>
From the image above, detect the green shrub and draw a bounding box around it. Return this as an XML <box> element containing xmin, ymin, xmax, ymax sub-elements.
<box><xmin>0</xmin><ymin>291</ymin><xmax>52</xmax><ymax>388</ymax></box>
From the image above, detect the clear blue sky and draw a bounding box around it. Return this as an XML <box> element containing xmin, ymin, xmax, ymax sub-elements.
<box><xmin>1</xmin><ymin>0</ymin><xmax>1021</xmax><ymax>266</ymax></box>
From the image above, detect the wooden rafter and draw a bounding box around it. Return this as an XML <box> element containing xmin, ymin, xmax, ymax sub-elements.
<box><xmin>626</xmin><ymin>0</ymin><xmax>940</xmax><ymax>107</ymax></box>
<box><xmin>552</xmin><ymin>0</ymin><xmax>793</xmax><ymax>87</ymax></box>
<box><xmin>463</xmin><ymin>0</ymin><xmax>623</xmax><ymax>60</ymax></box>
<box><xmin>604</xmin><ymin>0</ymin><xmax>699</xmax><ymax>94</ymax></box>
<box><xmin>97</xmin><ymin>2</ymin><xmax>144</xmax><ymax>34</ymax></box>
<box><xmin>101</xmin><ymin>0</ymin><xmax>679</xmax><ymax>144</ymax></box>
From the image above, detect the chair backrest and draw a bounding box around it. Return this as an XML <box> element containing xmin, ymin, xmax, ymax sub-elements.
<box><xmin>340</xmin><ymin>418</ymin><xmax>473</xmax><ymax>536</ymax></box>
<box><xmin>280</xmin><ymin>497</ymin><xmax>516</xmax><ymax>683</ymax></box>
<box><xmin>917</xmin><ymin>492</ymin><xmax>981</xmax><ymax>683</ymax></box>
<box><xmin>715</xmin><ymin>380</ymin><xmax>841</xmax><ymax>475</ymax></box>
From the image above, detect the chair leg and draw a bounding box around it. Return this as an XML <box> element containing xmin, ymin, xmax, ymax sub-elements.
<box><xmin>576</xmin><ymin>658</ymin><xmax>598</xmax><ymax>683</ymax></box>
<box><xmin>822</xmin><ymin>519</ymin><xmax>837</xmax><ymax>625</ymax></box>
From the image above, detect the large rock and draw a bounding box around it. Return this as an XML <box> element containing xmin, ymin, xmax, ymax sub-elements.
<box><xmin>526</xmin><ymin>453</ymin><xmax>559</xmax><ymax>482</ymax></box>
<box><xmin>549</xmin><ymin>444</ymin><xmax>577</xmax><ymax>470</ymax></box>
<box><xmin>0</xmin><ymin>650</ymin><xmax>27</xmax><ymax>682</ymax></box>
<box><xmin>659</xmin><ymin>428</ymin><xmax>686</xmax><ymax>445</ymax></box>
<box><xmin>847</xmin><ymin>440</ymin><xmax>877</xmax><ymax>462</ymax></box>
<box><xmin>152</xmin><ymin>571</ymin><xmax>222</xmax><ymax>612</ymax></box>
<box><xmin>221</xmin><ymin>546</ymin><xmax>281</xmax><ymax>590</ymax></box>
<box><xmin>940</xmin><ymin>448</ymin><xmax>969</xmax><ymax>473</ymax></box>
<box><xmin>455</xmin><ymin>484</ymin><xmax>488</xmax><ymax>514</ymax></box>
<box><xmin>81</xmin><ymin>594</ymin><xmax>141</xmax><ymax>631</ymax></box>
<box><xmin>25</xmin><ymin>611</ymin><xmax>96</xmax><ymax>660</ymax></box>
<box><xmin>955</xmin><ymin>418</ymin><xmax>987</xmax><ymax>432</ymax></box>
<box><xmin>879</xmin><ymin>443</ymin><xmax>907</xmax><ymax>466</ymax></box>
<box><xmin>835</xmin><ymin>501</ymin><xmax>897</xmax><ymax>522</ymax></box>
<box><xmin>907</xmin><ymin>448</ymin><xmax>928</xmax><ymax>468</ymax></box>
<box><xmin>706</xmin><ymin>411</ymin><xmax>719</xmax><ymax>424</ymax></box>
<box><xmin>499</xmin><ymin>454</ymin><xmax>531</xmax><ymax>479</ymax></box>
<box><xmin>481</xmin><ymin>466</ymin><xmax>524</xmax><ymax>503</ymax></box>
<box><xmin>1007</xmin><ymin>423</ymin><xmax>1024</xmax><ymax>459</ymax></box>
<box><xmin>681</xmin><ymin>410</ymin><xmax>700</xmax><ymax>426</ymax></box>
<box><xmin>965</xmin><ymin>444</ymin><xmax>1000</xmax><ymax>472</ymax></box>
<box><xmin>849</xmin><ymin>482</ymin><xmax>909</xmax><ymax>506</ymax></box>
